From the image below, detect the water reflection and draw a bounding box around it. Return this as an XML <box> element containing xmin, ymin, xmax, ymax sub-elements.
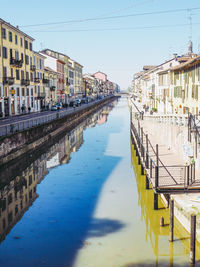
<box><xmin>0</xmin><ymin>101</ymin><xmax>116</xmax><ymax>245</ymax></box>
<box><xmin>131</xmin><ymin>141</ymin><xmax>200</xmax><ymax>266</ymax></box>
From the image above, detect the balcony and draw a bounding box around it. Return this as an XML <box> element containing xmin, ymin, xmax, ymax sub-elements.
<box><xmin>42</xmin><ymin>78</ymin><xmax>49</xmax><ymax>84</ymax></box>
<box><xmin>34</xmin><ymin>78</ymin><xmax>40</xmax><ymax>83</ymax></box>
<box><xmin>50</xmin><ymin>86</ymin><xmax>56</xmax><ymax>91</ymax></box>
<box><xmin>30</xmin><ymin>65</ymin><xmax>36</xmax><ymax>71</ymax></box>
<box><xmin>37</xmin><ymin>92</ymin><xmax>45</xmax><ymax>99</ymax></box>
<box><xmin>21</xmin><ymin>79</ymin><xmax>30</xmax><ymax>86</ymax></box>
<box><xmin>10</xmin><ymin>58</ymin><xmax>23</xmax><ymax>68</ymax></box>
<box><xmin>3</xmin><ymin>77</ymin><xmax>15</xmax><ymax>85</ymax></box>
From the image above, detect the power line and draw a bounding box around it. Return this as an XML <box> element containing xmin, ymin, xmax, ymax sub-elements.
<box><xmin>28</xmin><ymin>22</ymin><xmax>200</xmax><ymax>33</ymax></box>
<box><xmin>19</xmin><ymin>7</ymin><xmax>200</xmax><ymax>28</ymax></box>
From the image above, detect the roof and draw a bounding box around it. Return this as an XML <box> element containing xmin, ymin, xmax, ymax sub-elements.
<box><xmin>41</xmin><ymin>48</ymin><xmax>70</xmax><ymax>59</ymax></box>
<box><xmin>44</xmin><ymin>66</ymin><xmax>58</xmax><ymax>74</ymax></box>
<box><xmin>0</xmin><ymin>18</ymin><xmax>35</xmax><ymax>41</ymax></box>
<box><xmin>33</xmin><ymin>51</ymin><xmax>46</xmax><ymax>58</ymax></box>
<box><xmin>170</xmin><ymin>55</ymin><xmax>200</xmax><ymax>71</ymax></box>
<box><xmin>143</xmin><ymin>65</ymin><xmax>157</xmax><ymax>71</ymax></box>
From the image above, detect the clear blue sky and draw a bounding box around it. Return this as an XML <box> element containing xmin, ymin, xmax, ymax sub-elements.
<box><xmin>2</xmin><ymin>0</ymin><xmax>200</xmax><ymax>89</ymax></box>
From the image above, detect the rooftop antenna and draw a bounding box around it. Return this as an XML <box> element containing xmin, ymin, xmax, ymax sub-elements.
<box><xmin>187</xmin><ymin>9</ymin><xmax>193</xmax><ymax>54</ymax></box>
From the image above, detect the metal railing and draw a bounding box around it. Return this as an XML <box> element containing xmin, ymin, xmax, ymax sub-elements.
<box><xmin>0</xmin><ymin>96</ymin><xmax>112</xmax><ymax>138</ymax></box>
<box><xmin>131</xmin><ymin>120</ymin><xmax>195</xmax><ymax>191</ymax></box>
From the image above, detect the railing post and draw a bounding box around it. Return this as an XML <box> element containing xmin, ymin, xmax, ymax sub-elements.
<box><xmin>187</xmin><ymin>165</ymin><xmax>190</xmax><ymax>186</ymax></box>
<box><xmin>190</xmin><ymin>214</ymin><xmax>196</xmax><ymax>264</ymax></box>
<box><xmin>141</xmin><ymin>127</ymin><xmax>144</xmax><ymax>158</ymax></box>
<box><xmin>145</xmin><ymin>134</ymin><xmax>149</xmax><ymax>169</ymax></box>
<box><xmin>169</xmin><ymin>199</ymin><xmax>174</xmax><ymax>242</ymax></box>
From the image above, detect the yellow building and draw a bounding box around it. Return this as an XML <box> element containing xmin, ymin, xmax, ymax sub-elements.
<box><xmin>171</xmin><ymin>56</ymin><xmax>200</xmax><ymax>115</ymax></box>
<box><xmin>0</xmin><ymin>18</ymin><xmax>35</xmax><ymax>116</ymax></box>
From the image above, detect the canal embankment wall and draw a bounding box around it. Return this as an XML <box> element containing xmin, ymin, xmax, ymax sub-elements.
<box><xmin>0</xmin><ymin>96</ymin><xmax>117</xmax><ymax>166</ymax></box>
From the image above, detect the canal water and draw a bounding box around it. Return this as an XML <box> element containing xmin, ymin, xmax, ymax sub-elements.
<box><xmin>0</xmin><ymin>97</ymin><xmax>198</xmax><ymax>266</ymax></box>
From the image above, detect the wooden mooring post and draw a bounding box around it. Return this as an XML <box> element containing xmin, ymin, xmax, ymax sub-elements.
<box><xmin>145</xmin><ymin>134</ymin><xmax>149</xmax><ymax>169</ymax></box>
<box><xmin>146</xmin><ymin>175</ymin><xmax>149</xmax><ymax>189</ymax></box>
<box><xmin>154</xmin><ymin>193</ymin><xmax>158</xmax><ymax>210</ymax></box>
<box><xmin>169</xmin><ymin>199</ymin><xmax>174</xmax><ymax>242</ymax></box>
<box><xmin>190</xmin><ymin>214</ymin><xmax>196</xmax><ymax>265</ymax></box>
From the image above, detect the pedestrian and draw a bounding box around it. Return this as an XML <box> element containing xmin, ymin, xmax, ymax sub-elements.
<box><xmin>28</xmin><ymin>106</ymin><xmax>31</xmax><ymax>113</ymax></box>
<box><xmin>21</xmin><ymin>106</ymin><xmax>24</xmax><ymax>114</ymax></box>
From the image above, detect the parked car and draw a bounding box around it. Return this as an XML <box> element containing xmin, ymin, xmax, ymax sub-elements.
<box><xmin>56</xmin><ymin>103</ymin><xmax>62</xmax><ymax>110</ymax></box>
<box><xmin>81</xmin><ymin>97</ymin><xmax>88</xmax><ymax>104</ymax></box>
<box><xmin>75</xmin><ymin>98</ymin><xmax>81</xmax><ymax>106</ymax></box>
<box><xmin>51</xmin><ymin>105</ymin><xmax>58</xmax><ymax>111</ymax></box>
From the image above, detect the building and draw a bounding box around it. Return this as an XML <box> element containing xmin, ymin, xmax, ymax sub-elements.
<box><xmin>33</xmin><ymin>51</ymin><xmax>45</xmax><ymax>111</ymax></box>
<box><xmin>132</xmin><ymin>42</ymin><xmax>198</xmax><ymax>114</ymax></box>
<box><xmin>0</xmin><ymin>18</ymin><xmax>35</xmax><ymax>117</ymax></box>
<box><xmin>73</xmin><ymin>60</ymin><xmax>83</xmax><ymax>97</ymax></box>
<box><xmin>44</xmin><ymin>67</ymin><xmax>58</xmax><ymax>107</ymax></box>
<box><xmin>41</xmin><ymin>49</ymin><xmax>70</xmax><ymax>104</ymax></box>
<box><xmin>40</xmin><ymin>52</ymin><xmax>65</xmax><ymax>105</ymax></box>
<box><xmin>68</xmin><ymin>59</ymin><xmax>75</xmax><ymax>98</ymax></box>
<box><xmin>171</xmin><ymin>56</ymin><xmax>200</xmax><ymax>115</ymax></box>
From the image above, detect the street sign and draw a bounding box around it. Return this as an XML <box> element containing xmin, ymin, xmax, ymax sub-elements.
<box><xmin>11</xmin><ymin>89</ymin><xmax>15</xmax><ymax>95</ymax></box>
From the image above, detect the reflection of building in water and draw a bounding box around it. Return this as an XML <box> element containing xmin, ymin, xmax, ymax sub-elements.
<box><xmin>0</xmin><ymin>101</ymin><xmax>116</xmax><ymax>243</ymax></box>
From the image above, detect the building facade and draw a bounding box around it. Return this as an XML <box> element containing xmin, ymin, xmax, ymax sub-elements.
<box><xmin>0</xmin><ymin>19</ymin><xmax>35</xmax><ymax>116</ymax></box>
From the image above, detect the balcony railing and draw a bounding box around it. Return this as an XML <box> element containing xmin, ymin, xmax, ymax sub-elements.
<box><xmin>34</xmin><ymin>78</ymin><xmax>40</xmax><ymax>83</ymax></box>
<box><xmin>42</xmin><ymin>78</ymin><xmax>49</xmax><ymax>84</ymax></box>
<box><xmin>30</xmin><ymin>65</ymin><xmax>36</xmax><ymax>71</ymax></box>
<box><xmin>21</xmin><ymin>79</ymin><xmax>30</xmax><ymax>86</ymax></box>
<box><xmin>10</xmin><ymin>58</ymin><xmax>23</xmax><ymax>68</ymax></box>
<box><xmin>37</xmin><ymin>92</ymin><xmax>45</xmax><ymax>98</ymax></box>
<box><xmin>50</xmin><ymin>86</ymin><xmax>56</xmax><ymax>91</ymax></box>
<box><xmin>3</xmin><ymin>77</ymin><xmax>15</xmax><ymax>85</ymax></box>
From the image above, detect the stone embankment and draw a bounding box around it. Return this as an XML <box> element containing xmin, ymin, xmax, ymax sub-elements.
<box><xmin>0</xmin><ymin>96</ymin><xmax>117</xmax><ymax>165</ymax></box>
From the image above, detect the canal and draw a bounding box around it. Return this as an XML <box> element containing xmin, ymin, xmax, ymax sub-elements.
<box><xmin>0</xmin><ymin>97</ymin><xmax>198</xmax><ymax>266</ymax></box>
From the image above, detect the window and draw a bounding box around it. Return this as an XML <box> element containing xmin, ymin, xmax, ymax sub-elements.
<box><xmin>30</xmin><ymin>57</ymin><xmax>32</xmax><ymax>66</ymax></box>
<box><xmin>29</xmin><ymin>175</ymin><xmax>32</xmax><ymax>185</ymax></box>
<box><xmin>15</xmin><ymin>205</ymin><xmax>18</xmax><ymax>215</ymax></box>
<box><xmin>10</xmin><ymin>48</ymin><xmax>13</xmax><ymax>59</ymax></box>
<box><xmin>22</xmin><ymin>87</ymin><xmax>25</xmax><ymax>96</ymax></box>
<box><xmin>26</xmin><ymin>88</ymin><xmax>29</xmax><ymax>96</ymax></box>
<box><xmin>25</xmin><ymin>40</ymin><xmax>28</xmax><ymax>49</ymax></box>
<box><xmin>15</xmin><ymin>34</ymin><xmax>18</xmax><ymax>45</ymax></box>
<box><xmin>40</xmin><ymin>59</ymin><xmax>42</xmax><ymax>69</ymax></box>
<box><xmin>16</xmin><ymin>69</ymin><xmax>20</xmax><ymax>80</ymax></box>
<box><xmin>20</xmin><ymin>37</ymin><xmax>23</xmax><ymax>47</ymax></box>
<box><xmin>21</xmin><ymin>53</ymin><xmax>23</xmax><ymax>61</ymax></box>
<box><xmin>8</xmin><ymin>193</ymin><xmax>12</xmax><ymax>205</ymax></box>
<box><xmin>35</xmin><ymin>86</ymin><xmax>37</xmax><ymax>93</ymax></box>
<box><xmin>25</xmin><ymin>55</ymin><xmax>29</xmax><ymax>65</ymax></box>
<box><xmin>21</xmin><ymin>70</ymin><xmax>24</xmax><ymax>80</ymax></box>
<box><xmin>30</xmin><ymin>72</ymin><xmax>33</xmax><ymax>82</ymax></box>
<box><xmin>11</xmin><ymin>68</ymin><xmax>13</xmax><ymax>78</ymax></box>
<box><xmin>2</xmin><ymin>28</ymin><xmax>6</xmax><ymax>39</ymax></box>
<box><xmin>31</xmin><ymin>88</ymin><xmax>33</xmax><ymax>95</ymax></box>
<box><xmin>29</xmin><ymin>42</ymin><xmax>32</xmax><ymax>51</ymax></box>
<box><xmin>15</xmin><ymin>51</ymin><xmax>19</xmax><ymax>60</ymax></box>
<box><xmin>2</xmin><ymin>47</ymin><xmax>7</xmax><ymax>59</ymax></box>
<box><xmin>17</xmin><ymin>87</ymin><xmax>20</xmax><ymax>96</ymax></box>
<box><xmin>26</xmin><ymin>71</ymin><xmax>29</xmax><ymax>80</ymax></box>
<box><xmin>9</xmin><ymin>31</ymin><xmax>12</xmax><ymax>42</ymax></box>
<box><xmin>8</xmin><ymin>212</ymin><xmax>13</xmax><ymax>223</ymax></box>
<box><xmin>3</xmin><ymin>67</ymin><xmax>7</xmax><ymax>77</ymax></box>
<box><xmin>40</xmin><ymin>73</ymin><xmax>42</xmax><ymax>80</ymax></box>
